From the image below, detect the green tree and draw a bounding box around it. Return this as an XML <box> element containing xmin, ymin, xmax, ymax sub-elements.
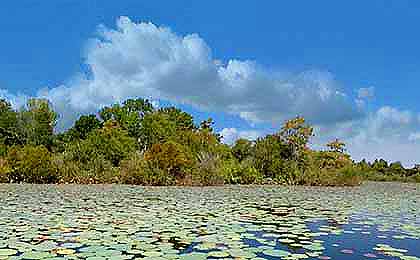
<box><xmin>357</xmin><ymin>159</ymin><xmax>371</xmax><ymax>171</ymax></box>
<box><xmin>159</xmin><ymin>107</ymin><xmax>195</xmax><ymax>130</ymax></box>
<box><xmin>139</xmin><ymin>107</ymin><xmax>196</xmax><ymax>149</ymax></box>
<box><xmin>232</xmin><ymin>138</ymin><xmax>254</xmax><ymax>162</ymax></box>
<box><xmin>99</xmin><ymin>98</ymin><xmax>154</xmax><ymax>138</ymax></box>
<box><xmin>388</xmin><ymin>161</ymin><xmax>406</xmax><ymax>176</ymax></box>
<box><xmin>254</xmin><ymin>134</ymin><xmax>291</xmax><ymax>179</ymax></box>
<box><xmin>372</xmin><ymin>159</ymin><xmax>388</xmax><ymax>174</ymax></box>
<box><xmin>68</xmin><ymin>114</ymin><xmax>102</xmax><ymax>140</ymax></box>
<box><xmin>200</xmin><ymin>118</ymin><xmax>222</xmax><ymax>141</ymax></box>
<box><xmin>0</xmin><ymin>99</ymin><xmax>21</xmax><ymax>146</ymax></box>
<box><xmin>19</xmin><ymin>98</ymin><xmax>57</xmax><ymax>148</ymax></box>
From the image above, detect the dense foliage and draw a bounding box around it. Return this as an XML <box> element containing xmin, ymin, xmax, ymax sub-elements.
<box><xmin>0</xmin><ymin>97</ymin><xmax>418</xmax><ymax>186</ymax></box>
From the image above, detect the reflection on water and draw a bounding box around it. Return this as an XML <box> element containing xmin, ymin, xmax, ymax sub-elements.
<box><xmin>0</xmin><ymin>182</ymin><xmax>419</xmax><ymax>259</ymax></box>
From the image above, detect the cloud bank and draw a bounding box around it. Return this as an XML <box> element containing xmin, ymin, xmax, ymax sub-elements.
<box><xmin>41</xmin><ymin>16</ymin><xmax>361</xmax><ymax>129</ymax></box>
<box><xmin>0</xmin><ymin>17</ymin><xmax>419</xmax><ymax>166</ymax></box>
<box><xmin>314</xmin><ymin>106</ymin><xmax>420</xmax><ymax>167</ymax></box>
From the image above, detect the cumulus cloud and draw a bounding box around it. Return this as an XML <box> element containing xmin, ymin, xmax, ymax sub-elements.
<box><xmin>314</xmin><ymin>106</ymin><xmax>420</xmax><ymax>167</ymax></box>
<box><xmin>220</xmin><ymin>128</ymin><xmax>262</xmax><ymax>145</ymax></box>
<box><xmin>27</xmin><ymin>16</ymin><xmax>361</xmax><ymax>129</ymax></box>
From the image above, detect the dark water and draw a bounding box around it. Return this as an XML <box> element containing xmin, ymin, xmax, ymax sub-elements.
<box><xmin>0</xmin><ymin>182</ymin><xmax>419</xmax><ymax>259</ymax></box>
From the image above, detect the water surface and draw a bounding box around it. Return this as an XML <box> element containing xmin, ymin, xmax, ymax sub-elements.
<box><xmin>0</xmin><ymin>182</ymin><xmax>419</xmax><ymax>259</ymax></box>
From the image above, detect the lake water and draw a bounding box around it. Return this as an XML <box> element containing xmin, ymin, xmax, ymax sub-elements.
<box><xmin>0</xmin><ymin>182</ymin><xmax>419</xmax><ymax>259</ymax></box>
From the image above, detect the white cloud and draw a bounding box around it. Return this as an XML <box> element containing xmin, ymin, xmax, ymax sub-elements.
<box><xmin>30</xmin><ymin>16</ymin><xmax>361</xmax><ymax>129</ymax></box>
<box><xmin>314</xmin><ymin>106</ymin><xmax>420</xmax><ymax>167</ymax></box>
<box><xmin>220</xmin><ymin>128</ymin><xmax>262</xmax><ymax>145</ymax></box>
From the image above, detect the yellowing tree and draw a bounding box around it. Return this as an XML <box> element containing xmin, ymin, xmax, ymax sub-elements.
<box><xmin>279</xmin><ymin>116</ymin><xmax>314</xmax><ymax>161</ymax></box>
<box><xmin>326</xmin><ymin>139</ymin><xmax>346</xmax><ymax>154</ymax></box>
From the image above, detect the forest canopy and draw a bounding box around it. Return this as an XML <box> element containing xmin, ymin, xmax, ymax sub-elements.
<box><xmin>0</xmin><ymin>98</ymin><xmax>419</xmax><ymax>186</ymax></box>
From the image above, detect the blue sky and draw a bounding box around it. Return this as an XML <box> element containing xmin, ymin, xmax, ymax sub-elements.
<box><xmin>1</xmin><ymin>1</ymin><xmax>420</xmax><ymax>165</ymax></box>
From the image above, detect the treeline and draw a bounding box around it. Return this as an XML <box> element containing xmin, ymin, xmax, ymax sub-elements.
<box><xmin>356</xmin><ymin>159</ymin><xmax>420</xmax><ymax>183</ymax></box>
<box><xmin>0</xmin><ymin>98</ymin><xmax>418</xmax><ymax>186</ymax></box>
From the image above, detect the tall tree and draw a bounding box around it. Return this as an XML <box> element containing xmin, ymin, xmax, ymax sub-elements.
<box><xmin>19</xmin><ymin>98</ymin><xmax>57</xmax><ymax>148</ymax></box>
<box><xmin>279</xmin><ymin>116</ymin><xmax>313</xmax><ymax>161</ymax></box>
<box><xmin>99</xmin><ymin>98</ymin><xmax>154</xmax><ymax>138</ymax></box>
<box><xmin>69</xmin><ymin>114</ymin><xmax>102</xmax><ymax>140</ymax></box>
<box><xmin>0</xmin><ymin>99</ymin><xmax>21</xmax><ymax>146</ymax></box>
<box><xmin>232</xmin><ymin>138</ymin><xmax>254</xmax><ymax>162</ymax></box>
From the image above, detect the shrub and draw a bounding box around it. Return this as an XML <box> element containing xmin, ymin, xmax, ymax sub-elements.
<box><xmin>237</xmin><ymin>160</ymin><xmax>264</xmax><ymax>184</ymax></box>
<box><xmin>120</xmin><ymin>152</ymin><xmax>174</xmax><ymax>185</ymax></box>
<box><xmin>301</xmin><ymin>166</ymin><xmax>363</xmax><ymax>186</ymax></box>
<box><xmin>220</xmin><ymin>159</ymin><xmax>242</xmax><ymax>184</ymax></box>
<box><xmin>5</xmin><ymin>145</ymin><xmax>58</xmax><ymax>183</ymax></box>
<box><xmin>408</xmin><ymin>173</ymin><xmax>420</xmax><ymax>183</ymax></box>
<box><xmin>192</xmin><ymin>152</ymin><xmax>225</xmax><ymax>186</ymax></box>
<box><xmin>59</xmin><ymin>150</ymin><xmax>118</xmax><ymax>184</ymax></box>
<box><xmin>144</xmin><ymin>141</ymin><xmax>194</xmax><ymax>184</ymax></box>
<box><xmin>0</xmin><ymin>158</ymin><xmax>10</xmax><ymax>182</ymax></box>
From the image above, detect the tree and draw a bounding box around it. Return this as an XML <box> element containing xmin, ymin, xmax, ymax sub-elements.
<box><xmin>99</xmin><ymin>98</ymin><xmax>154</xmax><ymax>138</ymax></box>
<box><xmin>232</xmin><ymin>138</ymin><xmax>254</xmax><ymax>162</ymax></box>
<box><xmin>64</xmin><ymin>121</ymin><xmax>137</xmax><ymax>167</ymax></box>
<box><xmin>279</xmin><ymin>116</ymin><xmax>313</xmax><ymax>161</ymax></box>
<box><xmin>139</xmin><ymin>107</ymin><xmax>196</xmax><ymax>149</ymax></box>
<box><xmin>357</xmin><ymin>159</ymin><xmax>371</xmax><ymax>171</ymax></box>
<box><xmin>19</xmin><ymin>98</ymin><xmax>57</xmax><ymax>148</ymax></box>
<box><xmin>389</xmin><ymin>161</ymin><xmax>406</xmax><ymax>176</ymax></box>
<box><xmin>0</xmin><ymin>99</ymin><xmax>21</xmax><ymax>146</ymax></box>
<box><xmin>253</xmin><ymin>134</ymin><xmax>291</xmax><ymax>179</ymax></box>
<box><xmin>200</xmin><ymin>118</ymin><xmax>222</xmax><ymax>141</ymax></box>
<box><xmin>144</xmin><ymin>141</ymin><xmax>193</xmax><ymax>181</ymax></box>
<box><xmin>159</xmin><ymin>107</ymin><xmax>195</xmax><ymax>131</ymax></box>
<box><xmin>372</xmin><ymin>159</ymin><xmax>388</xmax><ymax>174</ymax></box>
<box><xmin>69</xmin><ymin>114</ymin><xmax>102</xmax><ymax>140</ymax></box>
<box><xmin>327</xmin><ymin>139</ymin><xmax>346</xmax><ymax>153</ymax></box>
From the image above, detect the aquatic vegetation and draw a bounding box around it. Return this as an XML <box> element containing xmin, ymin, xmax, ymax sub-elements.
<box><xmin>0</xmin><ymin>182</ymin><xmax>418</xmax><ymax>259</ymax></box>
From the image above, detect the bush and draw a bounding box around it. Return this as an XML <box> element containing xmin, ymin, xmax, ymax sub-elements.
<box><xmin>192</xmin><ymin>152</ymin><xmax>225</xmax><ymax>186</ymax></box>
<box><xmin>220</xmin><ymin>159</ymin><xmax>242</xmax><ymax>184</ymax></box>
<box><xmin>237</xmin><ymin>160</ymin><xmax>264</xmax><ymax>184</ymax></box>
<box><xmin>408</xmin><ymin>173</ymin><xmax>420</xmax><ymax>183</ymax></box>
<box><xmin>59</xmin><ymin>150</ymin><xmax>118</xmax><ymax>184</ymax></box>
<box><xmin>143</xmin><ymin>141</ymin><xmax>194</xmax><ymax>184</ymax></box>
<box><xmin>301</xmin><ymin>166</ymin><xmax>363</xmax><ymax>186</ymax></box>
<box><xmin>58</xmin><ymin>123</ymin><xmax>136</xmax><ymax>183</ymax></box>
<box><xmin>5</xmin><ymin>145</ymin><xmax>58</xmax><ymax>183</ymax></box>
<box><xmin>120</xmin><ymin>152</ymin><xmax>174</xmax><ymax>185</ymax></box>
<box><xmin>0</xmin><ymin>158</ymin><xmax>10</xmax><ymax>182</ymax></box>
